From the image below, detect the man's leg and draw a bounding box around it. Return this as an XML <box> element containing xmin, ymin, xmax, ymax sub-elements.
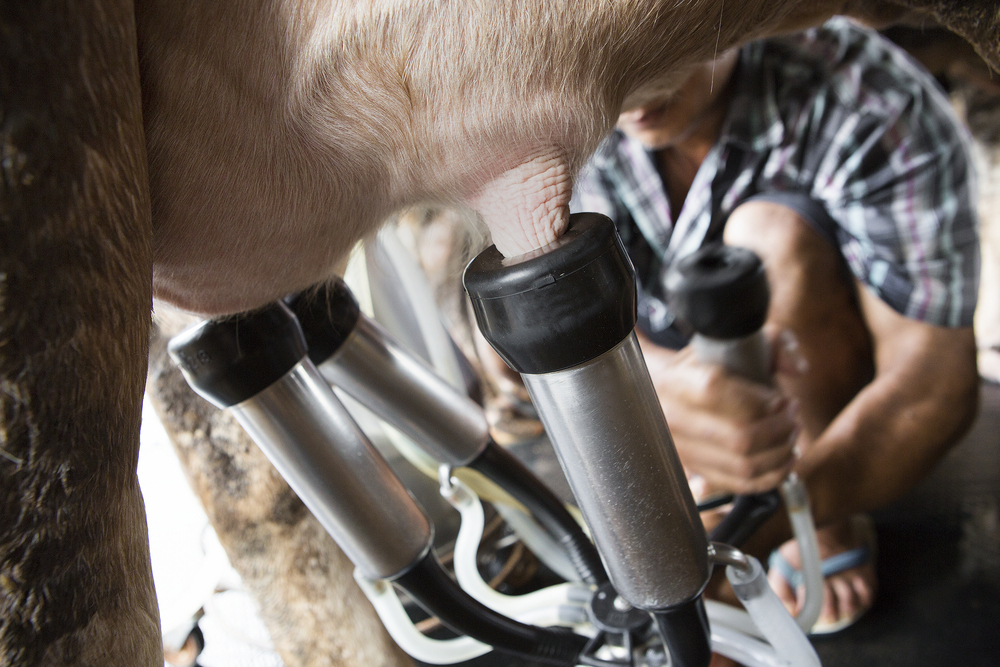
<box><xmin>722</xmin><ymin>200</ymin><xmax>877</xmax><ymax>630</ymax></box>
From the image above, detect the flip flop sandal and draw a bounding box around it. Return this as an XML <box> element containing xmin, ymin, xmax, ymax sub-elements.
<box><xmin>767</xmin><ymin>514</ymin><xmax>878</xmax><ymax>635</ymax></box>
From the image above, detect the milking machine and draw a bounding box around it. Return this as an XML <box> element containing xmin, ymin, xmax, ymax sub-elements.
<box><xmin>665</xmin><ymin>244</ymin><xmax>823</xmax><ymax>633</ymax></box>
<box><xmin>168</xmin><ymin>212</ymin><xmax>820</xmax><ymax>667</ymax></box>
<box><xmin>284</xmin><ymin>281</ymin><xmax>607</xmax><ymax>587</ymax></box>
<box><xmin>464</xmin><ymin>213</ymin><xmax>818</xmax><ymax>666</ymax></box>
<box><xmin>464</xmin><ymin>213</ymin><xmax>714</xmax><ymax>667</ymax></box>
<box><xmin>168</xmin><ymin>303</ymin><xmax>593</xmax><ymax>667</ymax></box>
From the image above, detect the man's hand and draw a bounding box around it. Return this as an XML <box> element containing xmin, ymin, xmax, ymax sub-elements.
<box><xmin>638</xmin><ymin>331</ymin><xmax>802</xmax><ymax>494</ymax></box>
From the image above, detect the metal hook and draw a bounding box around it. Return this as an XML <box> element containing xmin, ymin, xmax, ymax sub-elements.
<box><xmin>438</xmin><ymin>463</ymin><xmax>455</xmax><ymax>495</ymax></box>
<box><xmin>708</xmin><ymin>541</ymin><xmax>753</xmax><ymax>575</ymax></box>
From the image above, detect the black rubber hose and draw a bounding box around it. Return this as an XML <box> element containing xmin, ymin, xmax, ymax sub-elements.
<box><xmin>394</xmin><ymin>551</ymin><xmax>588</xmax><ymax>666</ymax></box>
<box><xmin>468</xmin><ymin>440</ymin><xmax>609</xmax><ymax>585</ymax></box>
<box><xmin>707</xmin><ymin>490</ymin><xmax>782</xmax><ymax>547</ymax></box>
<box><xmin>652</xmin><ymin>598</ymin><xmax>712</xmax><ymax>667</ymax></box>
<box><xmin>697</xmin><ymin>493</ymin><xmax>736</xmax><ymax>512</ymax></box>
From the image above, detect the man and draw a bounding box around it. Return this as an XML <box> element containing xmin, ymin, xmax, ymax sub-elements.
<box><xmin>571</xmin><ymin>17</ymin><xmax>979</xmax><ymax>633</ymax></box>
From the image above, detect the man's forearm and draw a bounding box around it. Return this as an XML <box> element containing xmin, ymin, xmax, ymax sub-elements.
<box><xmin>796</xmin><ymin>347</ymin><xmax>978</xmax><ymax>528</ymax></box>
<box><xmin>793</xmin><ymin>280</ymin><xmax>979</xmax><ymax>530</ymax></box>
<box><xmin>744</xmin><ymin>282</ymin><xmax>978</xmax><ymax>555</ymax></box>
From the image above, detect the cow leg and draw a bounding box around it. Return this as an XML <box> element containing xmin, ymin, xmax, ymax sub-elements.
<box><xmin>895</xmin><ymin>0</ymin><xmax>1000</xmax><ymax>70</ymax></box>
<box><xmin>0</xmin><ymin>1</ymin><xmax>160</xmax><ymax>666</ymax></box>
<box><xmin>146</xmin><ymin>313</ymin><xmax>414</xmax><ymax>667</ymax></box>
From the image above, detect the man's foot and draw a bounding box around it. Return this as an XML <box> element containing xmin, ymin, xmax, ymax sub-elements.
<box><xmin>767</xmin><ymin>514</ymin><xmax>877</xmax><ymax>634</ymax></box>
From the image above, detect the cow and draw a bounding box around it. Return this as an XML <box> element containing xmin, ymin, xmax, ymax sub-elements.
<box><xmin>2</xmin><ymin>1</ymin><xmax>998</xmax><ymax>666</ymax></box>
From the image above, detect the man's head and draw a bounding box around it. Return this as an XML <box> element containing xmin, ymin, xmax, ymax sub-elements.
<box><xmin>616</xmin><ymin>49</ymin><xmax>740</xmax><ymax>150</ymax></box>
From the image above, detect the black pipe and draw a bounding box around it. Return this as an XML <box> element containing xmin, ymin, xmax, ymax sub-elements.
<box><xmin>394</xmin><ymin>551</ymin><xmax>588</xmax><ymax>666</ymax></box>
<box><xmin>652</xmin><ymin>599</ymin><xmax>712</xmax><ymax>667</ymax></box>
<box><xmin>468</xmin><ymin>440</ymin><xmax>609</xmax><ymax>585</ymax></box>
<box><xmin>697</xmin><ymin>493</ymin><xmax>735</xmax><ymax>512</ymax></box>
<box><xmin>707</xmin><ymin>490</ymin><xmax>782</xmax><ymax>547</ymax></box>
<box><xmin>289</xmin><ymin>279</ymin><xmax>608</xmax><ymax>585</ymax></box>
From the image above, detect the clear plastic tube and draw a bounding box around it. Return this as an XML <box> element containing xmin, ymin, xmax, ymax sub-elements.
<box><xmin>781</xmin><ymin>474</ymin><xmax>823</xmax><ymax>632</ymax></box>
<box><xmin>442</xmin><ymin>478</ymin><xmax>592</xmax><ymax>618</ymax></box>
<box><xmin>691</xmin><ymin>323</ymin><xmax>823</xmax><ymax>633</ymax></box>
<box><xmin>705</xmin><ymin>600</ymin><xmax>763</xmax><ymax>639</ymax></box>
<box><xmin>726</xmin><ymin>556</ymin><xmax>821</xmax><ymax>667</ymax></box>
<box><xmin>353</xmin><ymin>573</ymin><xmax>492</xmax><ymax>665</ymax></box>
<box><xmin>355</xmin><ymin>571</ymin><xmax>595</xmax><ymax>666</ymax></box>
<box><xmin>361</xmin><ymin>480</ymin><xmax>819</xmax><ymax>667</ymax></box>
<box><xmin>372</xmin><ymin>227</ymin><xmax>465</xmax><ymax>391</ymax></box>
<box><xmin>711</xmin><ymin>624</ymin><xmax>787</xmax><ymax>667</ymax></box>
<box><xmin>492</xmin><ymin>502</ymin><xmax>581</xmax><ymax>583</ymax></box>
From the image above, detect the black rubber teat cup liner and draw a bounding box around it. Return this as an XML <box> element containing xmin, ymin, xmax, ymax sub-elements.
<box><xmin>463</xmin><ymin>212</ymin><xmax>637</xmax><ymax>374</ymax></box>
<box><xmin>664</xmin><ymin>243</ymin><xmax>770</xmax><ymax>340</ymax></box>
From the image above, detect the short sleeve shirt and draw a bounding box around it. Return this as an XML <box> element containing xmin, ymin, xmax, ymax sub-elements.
<box><xmin>570</xmin><ymin>18</ymin><xmax>979</xmax><ymax>343</ymax></box>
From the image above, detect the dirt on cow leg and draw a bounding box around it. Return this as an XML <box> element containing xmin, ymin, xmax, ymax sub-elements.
<box><xmin>0</xmin><ymin>2</ymin><xmax>161</xmax><ymax>666</ymax></box>
<box><xmin>896</xmin><ymin>0</ymin><xmax>1000</xmax><ymax>71</ymax></box>
<box><xmin>146</xmin><ymin>312</ymin><xmax>413</xmax><ymax>667</ymax></box>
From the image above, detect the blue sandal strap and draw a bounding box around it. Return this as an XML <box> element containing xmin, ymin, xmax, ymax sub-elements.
<box><xmin>819</xmin><ymin>544</ymin><xmax>871</xmax><ymax>577</ymax></box>
<box><xmin>768</xmin><ymin>543</ymin><xmax>872</xmax><ymax>590</ymax></box>
<box><xmin>768</xmin><ymin>549</ymin><xmax>805</xmax><ymax>589</ymax></box>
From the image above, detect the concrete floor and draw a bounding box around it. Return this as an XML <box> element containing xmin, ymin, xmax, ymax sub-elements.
<box><xmin>812</xmin><ymin>380</ymin><xmax>1000</xmax><ymax>666</ymax></box>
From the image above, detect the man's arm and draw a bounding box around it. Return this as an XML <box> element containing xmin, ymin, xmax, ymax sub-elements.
<box><xmin>642</xmin><ymin>292</ymin><xmax>978</xmax><ymax>563</ymax></box>
<box><xmin>795</xmin><ymin>282</ymin><xmax>979</xmax><ymax>527</ymax></box>
<box><xmin>641</xmin><ymin>280</ymin><xmax>978</xmax><ymax>529</ymax></box>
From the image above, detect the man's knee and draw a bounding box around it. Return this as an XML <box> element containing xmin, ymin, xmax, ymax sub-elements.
<box><xmin>722</xmin><ymin>200</ymin><xmax>833</xmax><ymax>271</ymax></box>
<box><xmin>721</xmin><ymin>200</ymin><xmax>854</xmax><ymax>316</ymax></box>
<box><xmin>721</xmin><ymin>200</ymin><xmax>873</xmax><ymax>433</ymax></box>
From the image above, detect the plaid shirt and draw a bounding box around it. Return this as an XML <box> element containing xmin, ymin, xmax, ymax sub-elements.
<box><xmin>571</xmin><ymin>18</ymin><xmax>978</xmax><ymax>341</ymax></box>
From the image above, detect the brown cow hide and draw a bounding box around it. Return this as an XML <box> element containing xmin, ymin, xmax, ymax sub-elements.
<box><xmin>3</xmin><ymin>3</ymin><xmax>1000</xmax><ymax>667</ymax></box>
<box><xmin>0</xmin><ymin>2</ymin><xmax>160</xmax><ymax>666</ymax></box>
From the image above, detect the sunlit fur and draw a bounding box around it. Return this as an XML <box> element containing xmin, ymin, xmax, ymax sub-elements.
<box><xmin>147</xmin><ymin>0</ymin><xmax>1000</xmax><ymax>314</ymax></box>
<box><xmin>140</xmin><ymin>0</ymin><xmax>837</xmax><ymax>315</ymax></box>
